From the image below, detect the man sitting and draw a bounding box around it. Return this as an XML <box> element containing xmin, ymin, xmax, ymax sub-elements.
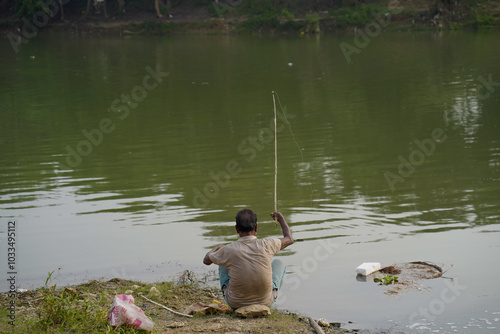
<box><xmin>203</xmin><ymin>209</ymin><xmax>293</xmax><ymax>309</ymax></box>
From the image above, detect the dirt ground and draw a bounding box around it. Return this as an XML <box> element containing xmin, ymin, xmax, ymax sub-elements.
<box><xmin>0</xmin><ymin>275</ymin><xmax>348</xmax><ymax>333</ymax></box>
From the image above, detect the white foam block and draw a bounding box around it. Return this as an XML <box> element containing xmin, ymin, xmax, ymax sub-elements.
<box><xmin>356</xmin><ymin>262</ymin><xmax>381</xmax><ymax>276</ymax></box>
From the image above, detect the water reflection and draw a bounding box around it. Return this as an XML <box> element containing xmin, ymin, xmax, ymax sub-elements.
<box><xmin>1</xmin><ymin>32</ymin><xmax>500</xmax><ymax>332</ymax></box>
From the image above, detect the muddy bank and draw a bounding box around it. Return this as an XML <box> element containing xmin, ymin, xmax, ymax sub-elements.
<box><xmin>1</xmin><ymin>273</ymin><xmax>364</xmax><ymax>333</ymax></box>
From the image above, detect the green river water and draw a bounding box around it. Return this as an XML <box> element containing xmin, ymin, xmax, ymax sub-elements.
<box><xmin>1</xmin><ymin>31</ymin><xmax>500</xmax><ymax>333</ymax></box>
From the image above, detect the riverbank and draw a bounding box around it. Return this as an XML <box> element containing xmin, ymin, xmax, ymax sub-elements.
<box><xmin>2</xmin><ymin>0</ymin><xmax>500</xmax><ymax>38</ymax></box>
<box><xmin>0</xmin><ymin>272</ymin><xmax>354</xmax><ymax>333</ymax></box>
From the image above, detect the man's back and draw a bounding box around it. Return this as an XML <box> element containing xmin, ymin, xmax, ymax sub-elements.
<box><xmin>209</xmin><ymin>236</ymin><xmax>281</xmax><ymax>308</ymax></box>
<box><xmin>203</xmin><ymin>210</ymin><xmax>293</xmax><ymax>309</ymax></box>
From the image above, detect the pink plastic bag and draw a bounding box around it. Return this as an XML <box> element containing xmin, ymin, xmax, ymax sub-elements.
<box><xmin>108</xmin><ymin>294</ymin><xmax>154</xmax><ymax>331</ymax></box>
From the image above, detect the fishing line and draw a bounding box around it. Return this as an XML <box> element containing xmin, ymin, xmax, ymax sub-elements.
<box><xmin>272</xmin><ymin>91</ymin><xmax>315</xmax><ymax>217</ymax></box>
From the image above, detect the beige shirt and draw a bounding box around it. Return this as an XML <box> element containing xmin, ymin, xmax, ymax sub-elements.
<box><xmin>209</xmin><ymin>236</ymin><xmax>281</xmax><ymax>308</ymax></box>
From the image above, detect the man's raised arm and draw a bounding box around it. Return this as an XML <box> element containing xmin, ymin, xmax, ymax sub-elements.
<box><xmin>271</xmin><ymin>212</ymin><xmax>294</xmax><ymax>250</ymax></box>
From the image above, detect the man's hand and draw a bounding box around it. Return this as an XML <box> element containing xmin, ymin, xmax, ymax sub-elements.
<box><xmin>203</xmin><ymin>244</ymin><xmax>224</xmax><ymax>265</ymax></box>
<box><xmin>271</xmin><ymin>212</ymin><xmax>294</xmax><ymax>250</ymax></box>
<box><xmin>271</xmin><ymin>212</ymin><xmax>285</xmax><ymax>224</ymax></box>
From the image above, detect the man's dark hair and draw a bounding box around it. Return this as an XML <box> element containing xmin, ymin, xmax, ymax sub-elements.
<box><xmin>235</xmin><ymin>209</ymin><xmax>257</xmax><ymax>232</ymax></box>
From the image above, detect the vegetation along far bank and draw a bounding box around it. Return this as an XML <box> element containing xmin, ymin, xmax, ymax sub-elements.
<box><xmin>2</xmin><ymin>0</ymin><xmax>500</xmax><ymax>39</ymax></box>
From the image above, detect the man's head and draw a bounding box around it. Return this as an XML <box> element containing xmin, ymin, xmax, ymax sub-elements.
<box><xmin>235</xmin><ymin>209</ymin><xmax>257</xmax><ymax>233</ymax></box>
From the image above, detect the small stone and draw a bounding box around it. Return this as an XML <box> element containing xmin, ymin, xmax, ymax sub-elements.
<box><xmin>124</xmin><ymin>290</ymin><xmax>134</xmax><ymax>294</ymax></box>
<box><xmin>235</xmin><ymin>304</ymin><xmax>271</xmax><ymax>318</ymax></box>
<box><xmin>318</xmin><ymin>318</ymin><xmax>330</xmax><ymax>327</ymax></box>
<box><xmin>166</xmin><ymin>321</ymin><xmax>185</xmax><ymax>328</ymax></box>
<box><xmin>131</xmin><ymin>285</ymin><xmax>140</xmax><ymax>289</ymax></box>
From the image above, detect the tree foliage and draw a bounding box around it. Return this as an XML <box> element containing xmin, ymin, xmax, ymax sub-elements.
<box><xmin>12</xmin><ymin>0</ymin><xmax>51</xmax><ymax>18</ymax></box>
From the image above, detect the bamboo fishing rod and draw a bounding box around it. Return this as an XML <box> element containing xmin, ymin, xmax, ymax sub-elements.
<box><xmin>272</xmin><ymin>91</ymin><xmax>278</xmax><ymax>223</ymax></box>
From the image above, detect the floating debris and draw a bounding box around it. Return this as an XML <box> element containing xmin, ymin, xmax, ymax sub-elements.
<box><xmin>380</xmin><ymin>265</ymin><xmax>401</xmax><ymax>275</ymax></box>
<box><xmin>358</xmin><ymin>261</ymin><xmax>447</xmax><ymax>294</ymax></box>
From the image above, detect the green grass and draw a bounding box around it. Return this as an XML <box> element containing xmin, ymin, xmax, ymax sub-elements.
<box><xmin>465</xmin><ymin>9</ymin><xmax>500</xmax><ymax>29</ymax></box>
<box><xmin>236</xmin><ymin>14</ymin><xmax>281</xmax><ymax>32</ymax></box>
<box><xmin>281</xmin><ymin>9</ymin><xmax>295</xmax><ymax>20</ymax></box>
<box><xmin>143</xmin><ymin>20</ymin><xmax>176</xmax><ymax>34</ymax></box>
<box><xmin>330</xmin><ymin>4</ymin><xmax>386</xmax><ymax>27</ymax></box>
